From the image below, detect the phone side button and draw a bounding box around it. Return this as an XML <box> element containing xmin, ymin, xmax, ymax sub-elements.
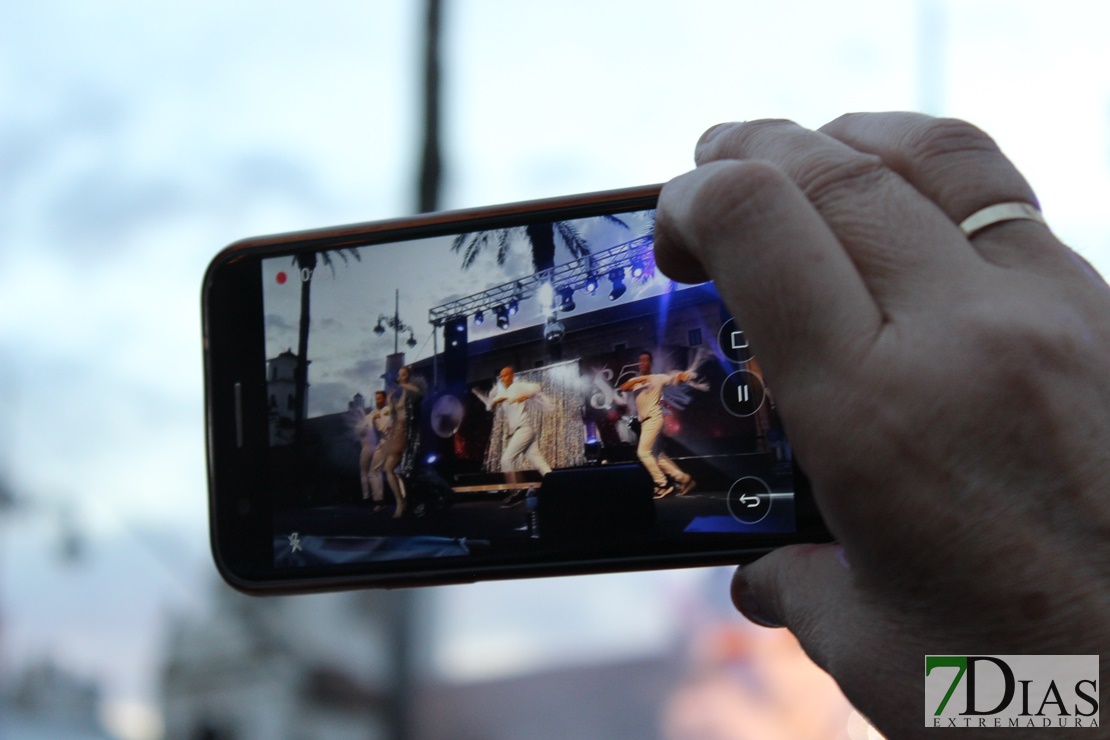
<box><xmin>234</xmin><ymin>382</ymin><xmax>244</xmax><ymax>448</ymax></box>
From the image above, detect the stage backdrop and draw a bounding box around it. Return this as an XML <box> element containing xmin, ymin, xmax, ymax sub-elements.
<box><xmin>484</xmin><ymin>360</ymin><xmax>586</xmax><ymax>473</ymax></box>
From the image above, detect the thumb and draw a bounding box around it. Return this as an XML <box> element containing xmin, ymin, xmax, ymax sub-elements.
<box><xmin>731</xmin><ymin>543</ymin><xmax>861</xmax><ymax>671</ymax></box>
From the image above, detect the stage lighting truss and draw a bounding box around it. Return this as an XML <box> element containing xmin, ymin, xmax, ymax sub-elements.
<box><xmin>428</xmin><ymin>234</ymin><xmax>654</xmax><ymax>327</ymax></box>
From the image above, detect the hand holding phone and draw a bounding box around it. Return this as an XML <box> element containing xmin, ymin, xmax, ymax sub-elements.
<box><xmin>202</xmin><ymin>185</ymin><xmax>829</xmax><ymax>593</ymax></box>
<box><xmin>656</xmin><ymin>113</ymin><xmax>1110</xmax><ymax>737</ymax></box>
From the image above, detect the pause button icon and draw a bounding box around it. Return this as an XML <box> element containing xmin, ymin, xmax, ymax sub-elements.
<box><xmin>722</xmin><ymin>369</ymin><xmax>765</xmax><ymax>418</ymax></box>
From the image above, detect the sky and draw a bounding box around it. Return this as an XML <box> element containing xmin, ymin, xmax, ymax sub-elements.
<box><xmin>2</xmin><ymin>1</ymin><xmax>1110</xmax><ymax>738</ymax></box>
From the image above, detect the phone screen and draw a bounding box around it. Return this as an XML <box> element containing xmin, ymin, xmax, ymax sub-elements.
<box><xmin>207</xmin><ymin>189</ymin><xmax>824</xmax><ymax>590</ymax></box>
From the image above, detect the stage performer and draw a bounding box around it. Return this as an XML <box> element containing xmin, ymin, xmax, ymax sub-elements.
<box><xmin>480</xmin><ymin>366</ymin><xmax>552</xmax><ymax>505</ymax></box>
<box><xmin>395</xmin><ymin>365</ymin><xmax>426</xmax><ymax>484</ymax></box>
<box><xmin>618</xmin><ymin>351</ymin><xmax>697</xmax><ymax>498</ymax></box>
<box><xmin>378</xmin><ymin>366</ymin><xmax>423</xmax><ymax>518</ymax></box>
<box><xmin>356</xmin><ymin>390</ymin><xmax>391</xmax><ymax>511</ymax></box>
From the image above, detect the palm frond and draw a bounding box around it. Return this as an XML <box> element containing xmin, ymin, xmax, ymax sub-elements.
<box><xmin>453</xmin><ymin>229</ymin><xmax>520</xmax><ymax>269</ymax></box>
<box><xmin>496</xmin><ymin>228</ymin><xmax>514</xmax><ymax>266</ymax></box>
<box><xmin>556</xmin><ymin>221</ymin><xmax>590</xmax><ymax>258</ymax></box>
<box><xmin>451</xmin><ymin>232</ymin><xmax>483</xmax><ymax>268</ymax></box>
<box><xmin>306</xmin><ymin>248</ymin><xmax>361</xmax><ymax>277</ymax></box>
<box><xmin>462</xmin><ymin>233</ymin><xmax>490</xmax><ymax>269</ymax></box>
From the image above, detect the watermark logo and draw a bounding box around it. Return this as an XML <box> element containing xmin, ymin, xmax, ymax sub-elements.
<box><xmin>925</xmin><ymin>655</ymin><xmax>1099</xmax><ymax>729</ymax></box>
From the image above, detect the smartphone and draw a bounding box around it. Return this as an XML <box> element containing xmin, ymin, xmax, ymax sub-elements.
<box><xmin>203</xmin><ymin>184</ymin><xmax>829</xmax><ymax>594</ymax></box>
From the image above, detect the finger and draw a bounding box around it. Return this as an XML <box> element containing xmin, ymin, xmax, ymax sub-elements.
<box><xmin>731</xmin><ymin>544</ymin><xmax>863</xmax><ymax>673</ymax></box>
<box><xmin>654</xmin><ymin>160</ymin><xmax>882</xmax><ymax>392</ymax></box>
<box><xmin>695</xmin><ymin>119</ymin><xmax>981</xmax><ymax>309</ymax></box>
<box><xmin>735</xmin><ymin>545</ymin><xmax>934</xmax><ymax>736</ymax></box>
<box><xmin>819</xmin><ymin>113</ymin><xmax>1063</xmax><ymax>270</ymax></box>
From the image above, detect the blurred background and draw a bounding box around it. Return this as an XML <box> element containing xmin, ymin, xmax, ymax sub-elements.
<box><xmin>2</xmin><ymin>1</ymin><xmax>1109</xmax><ymax>738</ymax></box>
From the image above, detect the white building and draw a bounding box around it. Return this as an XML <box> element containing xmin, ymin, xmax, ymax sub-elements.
<box><xmin>267</xmin><ymin>350</ymin><xmax>303</xmax><ymax>446</ymax></box>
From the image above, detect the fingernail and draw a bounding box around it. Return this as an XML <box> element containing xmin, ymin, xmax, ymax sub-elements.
<box><xmin>731</xmin><ymin>568</ymin><xmax>783</xmax><ymax>628</ymax></box>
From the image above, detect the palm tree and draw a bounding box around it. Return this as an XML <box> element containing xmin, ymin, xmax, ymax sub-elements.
<box><xmin>291</xmin><ymin>248</ymin><xmax>360</xmax><ymax>445</ymax></box>
<box><xmin>451</xmin><ymin>216</ymin><xmax>630</xmax><ymax>274</ymax></box>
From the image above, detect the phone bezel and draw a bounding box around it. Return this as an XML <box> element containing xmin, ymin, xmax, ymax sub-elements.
<box><xmin>202</xmin><ymin>185</ymin><xmax>829</xmax><ymax>594</ymax></box>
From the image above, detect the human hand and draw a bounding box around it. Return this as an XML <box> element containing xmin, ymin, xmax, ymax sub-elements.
<box><xmin>654</xmin><ymin>113</ymin><xmax>1110</xmax><ymax>736</ymax></box>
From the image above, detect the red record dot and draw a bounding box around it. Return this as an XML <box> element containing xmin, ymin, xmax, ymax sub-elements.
<box><xmin>276</xmin><ymin>271</ymin><xmax>287</xmax><ymax>285</ymax></box>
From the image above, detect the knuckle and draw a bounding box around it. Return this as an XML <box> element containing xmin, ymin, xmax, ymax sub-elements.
<box><xmin>904</xmin><ymin>117</ymin><xmax>1001</xmax><ymax>165</ymax></box>
<box><xmin>688</xmin><ymin>160</ymin><xmax>794</xmax><ymax>237</ymax></box>
<box><xmin>695</xmin><ymin>118</ymin><xmax>797</xmax><ymax>164</ymax></box>
<box><xmin>656</xmin><ymin>161</ymin><xmax>791</xmax><ymax>280</ymax></box>
<box><xmin>793</xmin><ymin>151</ymin><xmax>889</xmax><ymax>212</ymax></box>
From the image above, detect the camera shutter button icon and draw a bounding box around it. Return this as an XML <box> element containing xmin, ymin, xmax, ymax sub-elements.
<box><xmin>716</xmin><ymin>318</ymin><xmax>752</xmax><ymax>365</ymax></box>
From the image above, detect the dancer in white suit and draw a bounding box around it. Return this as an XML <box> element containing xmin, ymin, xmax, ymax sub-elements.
<box><xmin>619</xmin><ymin>351</ymin><xmax>696</xmax><ymax>499</ymax></box>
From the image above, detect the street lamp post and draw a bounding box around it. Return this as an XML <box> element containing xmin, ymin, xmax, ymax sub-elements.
<box><xmin>374</xmin><ymin>289</ymin><xmax>418</xmax><ymax>354</ymax></box>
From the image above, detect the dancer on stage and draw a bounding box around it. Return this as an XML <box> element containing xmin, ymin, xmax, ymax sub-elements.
<box><xmin>478</xmin><ymin>366</ymin><xmax>552</xmax><ymax>505</ymax></box>
<box><xmin>356</xmin><ymin>390</ymin><xmax>391</xmax><ymax>511</ymax></box>
<box><xmin>377</xmin><ymin>366</ymin><xmax>423</xmax><ymax>518</ymax></box>
<box><xmin>618</xmin><ymin>351</ymin><xmax>697</xmax><ymax>499</ymax></box>
<box><xmin>395</xmin><ymin>365</ymin><xmax>426</xmax><ymax>487</ymax></box>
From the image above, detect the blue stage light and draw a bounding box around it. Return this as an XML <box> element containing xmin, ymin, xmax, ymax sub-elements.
<box><xmin>608</xmin><ymin>268</ymin><xmax>626</xmax><ymax>301</ymax></box>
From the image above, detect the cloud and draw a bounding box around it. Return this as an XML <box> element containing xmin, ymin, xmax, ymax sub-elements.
<box><xmin>46</xmin><ymin>169</ymin><xmax>192</xmax><ymax>248</ymax></box>
<box><xmin>307</xmin><ymin>380</ymin><xmax>358</xmax><ymax>417</ymax></box>
<box><xmin>338</xmin><ymin>357</ymin><xmax>386</xmax><ymax>386</ymax></box>
<box><xmin>266</xmin><ymin>313</ymin><xmax>296</xmax><ymax>333</ymax></box>
<box><xmin>225</xmin><ymin>152</ymin><xmax>322</xmax><ymax>206</ymax></box>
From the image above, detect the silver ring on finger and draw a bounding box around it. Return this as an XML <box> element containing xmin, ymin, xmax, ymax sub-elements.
<box><xmin>959</xmin><ymin>201</ymin><xmax>1047</xmax><ymax>238</ymax></box>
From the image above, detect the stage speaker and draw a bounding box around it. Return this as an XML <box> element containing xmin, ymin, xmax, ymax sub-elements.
<box><xmin>536</xmin><ymin>464</ymin><xmax>656</xmax><ymax>542</ymax></box>
<box><xmin>443</xmin><ymin>316</ymin><xmax>468</xmax><ymax>390</ymax></box>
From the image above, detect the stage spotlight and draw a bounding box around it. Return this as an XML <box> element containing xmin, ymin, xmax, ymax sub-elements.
<box><xmin>474</xmin><ymin>310</ymin><xmax>484</xmax><ymax>326</ymax></box>
<box><xmin>495</xmin><ymin>305</ymin><xmax>510</xmax><ymax>330</ymax></box>
<box><xmin>608</xmin><ymin>268</ymin><xmax>627</xmax><ymax>301</ymax></box>
<box><xmin>584</xmin><ymin>273</ymin><xmax>598</xmax><ymax>294</ymax></box>
<box><xmin>630</xmin><ymin>256</ymin><xmax>644</xmax><ymax>278</ymax></box>
<box><xmin>508</xmin><ymin>296</ymin><xmax>520</xmax><ymax>316</ymax></box>
<box><xmin>373</xmin><ymin>320</ymin><xmax>385</xmax><ymax>336</ymax></box>
<box><xmin>407</xmin><ymin>331</ymin><xmax>417</xmax><ymax>348</ymax></box>
<box><xmin>558</xmin><ymin>286</ymin><xmax>576</xmax><ymax>312</ymax></box>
